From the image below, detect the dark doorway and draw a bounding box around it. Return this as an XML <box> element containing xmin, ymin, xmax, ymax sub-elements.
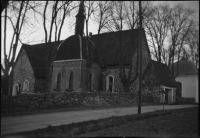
<box><xmin>109</xmin><ymin>76</ymin><xmax>113</xmax><ymax>92</ymax></box>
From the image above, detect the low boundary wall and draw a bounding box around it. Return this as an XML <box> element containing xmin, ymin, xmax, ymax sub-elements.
<box><xmin>1</xmin><ymin>91</ymin><xmax>153</xmax><ymax>113</ymax></box>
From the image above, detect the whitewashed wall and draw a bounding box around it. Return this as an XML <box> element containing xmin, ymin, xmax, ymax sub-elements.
<box><xmin>176</xmin><ymin>75</ymin><xmax>198</xmax><ymax>99</ymax></box>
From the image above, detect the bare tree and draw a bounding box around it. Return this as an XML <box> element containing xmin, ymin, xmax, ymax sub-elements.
<box><xmin>84</xmin><ymin>1</ymin><xmax>98</xmax><ymax>91</ymax></box>
<box><xmin>167</xmin><ymin>4</ymin><xmax>195</xmax><ymax>77</ymax></box>
<box><xmin>1</xmin><ymin>1</ymin><xmax>32</xmax><ymax>112</ymax></box>
<box><xmin>1</xmin><ymin>1</ymin><xmax>9</xmax><ymax>14</ymax></box>
<box><xmin>185</xmin><ymin>23</ymin><xmax>199</xmax><ymax>67</ymax></box>
<box><xmin>144</xmin><ymin>3</ymin><xmax>170</xmax><ymax>63</ymax></box>
<box><xmin>124</xmin><ymin>1</ymin><xmax>153</xmax><ymax>30</ymax></box>
<box><xmin>56</xmin><ymin>1</ymin><xmax>76</xmax><ymax>41</ymax></box>
<box><xmin>92</xmin><ymin>1</ymin><xmax>113</xmax><ymax>66</ymax></box>
<box><xmin>103</xmin><ymin>1</ymin><xmax>140</xmax><ymax>92</ymax></box>
<box><xmin>93</xmin><ymin>1</ymin><xmax>113</xmax><ymax>35</ymax></box>
<box><xmin>42</xmin><ymin>1</ymin><xmax>76</xmax><ymax>92</ymax></box>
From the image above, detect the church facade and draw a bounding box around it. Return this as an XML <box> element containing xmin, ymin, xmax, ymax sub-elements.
<box><xmin>50</xmin><ymin>1</ymin><xmax>150</xmax><ymax>93</ymax></box>
<box><xmin>12</xmin><ymin>2</ymin><xmax>177</xmax><ymax>104</ymax></box>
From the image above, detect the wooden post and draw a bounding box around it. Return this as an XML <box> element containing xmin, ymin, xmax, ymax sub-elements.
<box><xmin>138</xmin><ymin>1</ymin><xmax>142</xmax><ymax>114</ymax></box>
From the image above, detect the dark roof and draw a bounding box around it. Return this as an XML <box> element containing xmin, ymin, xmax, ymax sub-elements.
<box><xmin>55</xmin><ymin>28</ymin><xmax>150</xmax><ymax>66</ymax></box>
<box><xmin>55</xmin><ymin>35</ymin><xmax>100</xmax><ymax>64</ymax></box>
<box><xmin>90</xmin><ymin>28</ymin><xmax>150</xmax><ymax>66</ymax></box>
<box><xmin>172</xmin><ymin>58</ymin><xmax>198</xmax><ymax>76</ymax></box>
<box><xmin>151</xmin><ymin>60</ymin><xmax>177</xmax><ymax>87</ymax></box>
<box><xmin>55</xmin><ymin>35</ymin><xmax>85</xmax><ymax>61</ymax></box>
<box><xmin>19</xmin><ymin>29</ymin><xmax>150</xmax><ymax>77</ymax></box>
<box><xmin>21</xmin><ymin>41</ymin><xmax>62</xmax><ymax>77</ymax></box>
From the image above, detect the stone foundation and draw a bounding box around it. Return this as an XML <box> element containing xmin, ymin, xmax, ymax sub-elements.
<box><xmin>176</xmin><ymin>97</ymin><xmax>195</xmax><ymax>104</ymax></box>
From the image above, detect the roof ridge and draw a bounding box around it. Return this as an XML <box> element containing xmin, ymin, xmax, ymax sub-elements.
<box><xmin>90</xmin><ymin>28</ymin><xmax>140</xmax><ymax>37</ymax></box>
<box><xmin>23</xmin><ymin>40</ymin><xmax>63</xmax><ymax>47</ymax></box>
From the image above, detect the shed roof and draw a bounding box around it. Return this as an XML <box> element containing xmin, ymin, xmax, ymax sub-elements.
<box><xmin>151</xmin><ymin>60</ymin><xmax>177</xmax><ymax>87</ymax></box>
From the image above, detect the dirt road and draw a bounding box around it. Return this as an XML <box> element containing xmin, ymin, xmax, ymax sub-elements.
<box><xmin>1</xmin><ymin>104</ymin><xmax>197</xmax><ymax>136</ymax></box>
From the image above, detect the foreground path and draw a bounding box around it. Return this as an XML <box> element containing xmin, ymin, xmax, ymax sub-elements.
<box><xmin>1</xmin><ymin>104</ymin><xmax>197</xmax><ymax>136</ymax></box>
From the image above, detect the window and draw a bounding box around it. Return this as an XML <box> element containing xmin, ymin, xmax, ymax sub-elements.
<box><xmin>106</xmin><ymin>75</ymin><xmax>114</xmax><ymax>92</ymax></box>
<box><xmin>12</xmin><ymin>84</ymin><xmax>19</xmax><ymax>96</ymax></box>
<box><xmin>69</xmin><ymin>72</ymin><xmax>74</xmax><ymax>90</ymax></box>
<box><xmin>23</xmin><ymin>80</ymin><xmax>29</xmax><ymax>91</ymax></box>
<box><xmin>56</xmin><ymin>73</ymin><xmax>61</xmax><ymax>90</ymax></box>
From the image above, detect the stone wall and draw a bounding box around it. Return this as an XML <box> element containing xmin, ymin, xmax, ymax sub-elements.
<box><xmin>52</xmin><ymin>60</ymin><xmax>102</xmax><ymax>92</ymax></box>
<box><xmin>51</xmin><ymin>60</ymin><xmax>83</xmax><ymax>92</ymax></box>
<box><xmin>35</xmin><ymin>77</ymin><xmax>46</xmax><ymax>92</ymax></box>
<box><xmin>102</xmin><ymin>39</ymin><xmax>150</xmax><ymax>93</ymax></box>
<box><xmin>81</xmin><ymin>61</ymin><xmax>102</xmax><ymax>91</ymax></box>
<box><xmin>176</xmin><ymin>97</ymin><xmax>195</xmax><ymax>104</ymax></box>
<box><xmin>90</xmin><ymin>63</ymin><xmax>102</xmax><ymax>91</ymax></box>
<box><xmin>1</xmin><ymin>91</ymin><xmax>153</xmax><ymax>113</ymax></box>
<box><xmin>143</xmin><ymin>63</ymin><xmax>161</xmax><ymax>102</ymax></box>
<box><xmin>13</xmin><ymin>49</ymin><xmax>35</xmax><ymax>93</ymax></box>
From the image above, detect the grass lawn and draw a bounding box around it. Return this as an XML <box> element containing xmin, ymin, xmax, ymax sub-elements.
<box><xmin>78</xmin><ymin>107</ymin><xmax>199</xmax><ymax>137</ymax></box>
<box><xmin>3</xmin><ymin>107</ymin><xmax>198</xmax><ymax>137</ymax></box>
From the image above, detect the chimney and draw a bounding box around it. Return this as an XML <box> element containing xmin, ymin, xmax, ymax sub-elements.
<box><xmin>89</xmin><ymin>32</ymin><xmax>92</xmax><ymax>37</ymax></box>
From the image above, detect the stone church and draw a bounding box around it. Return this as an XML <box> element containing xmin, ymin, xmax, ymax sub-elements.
<box><xmin>12</xmin><ymin>1</ymin><xmax>177</xmax><ymax>104</ymax></box>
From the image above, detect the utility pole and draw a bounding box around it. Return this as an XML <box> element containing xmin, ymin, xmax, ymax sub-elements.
<box><xmin>138</xmin><ymin>1</ymin><xmax>142</xmax><ymax>114</ymax></box>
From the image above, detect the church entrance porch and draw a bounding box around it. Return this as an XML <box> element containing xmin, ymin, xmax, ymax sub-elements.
<box><xmin>165</xmin><ymin>88</ymin><xmax>174</xmax><ymax>104</ymax></box>
<box><xmin>165</xmin><ymin>89</ymin><xmax>173</xmax><ymax>104</ymax></box>
<box><xmin>160</xmin><ymin>85</ymin><xmax>176</xmax><ymax>104</ymax></box>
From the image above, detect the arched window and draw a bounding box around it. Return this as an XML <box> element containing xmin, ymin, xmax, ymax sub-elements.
<box><xmin>12</xmin><ymin>84</ymin><xmax>19</xmax><ymax>96</ymax></box>
<box><xmin>69</xmin><ymin>72</ymin><xmax>74</xmax><ymax>90</ymax></box>
<box><xmin>89</xmin><ymin>73</ymin><xmax>92</xmax><ymax>91</ymax></box>
<box><xmin>106</xmin><ymin>75</ymin><xmax>114</xmax><ymax>92</ymax></box>
<box><xmin>23</xmin><ymin>80</ymin><xmax>29</xmax><ymax>91</ymax></box>
<box><xmin>56</xmin><ymin>73</ymin><xmax>61</xmax><ymax>90</ymax></box>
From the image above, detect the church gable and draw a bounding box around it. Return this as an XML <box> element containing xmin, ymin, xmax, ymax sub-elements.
<box><xmin>102</xmin><ymin>35</ymin><xmax>151</xmax><ymax>93</ymax></box>
<box><xmin>13</xmin><ymin>48</ymin><xmax>35</xmax><ymax>94</ymax></box>
<box><xmin>23</xmin><ymin>42</ymin><xmax>61</xmax><ymax>77</ymax></box>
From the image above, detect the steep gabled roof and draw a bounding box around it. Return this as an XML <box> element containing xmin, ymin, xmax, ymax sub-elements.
<box><xmin>90</xmin><ymin>28</ymin><xmax>150</xmax><ymax>66</ymax></box>
<box><xmin>150</xmin><ymin>60</ymin><xmax>177</xmax><ymax>87</ymax></box>
<box><xmin>20</xmin><ymin>41</ymin><xmax>62</xmax><ymax>77</ymax></box>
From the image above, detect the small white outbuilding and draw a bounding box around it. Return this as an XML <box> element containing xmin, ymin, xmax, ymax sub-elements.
<box><xmin>173</xmin><ymin>58</ymin><xmax>199</xmax><ymax>103</ymax></box>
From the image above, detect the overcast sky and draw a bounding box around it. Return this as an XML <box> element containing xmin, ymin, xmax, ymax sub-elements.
<box><xmin>1</xmin><ymin>1</ymin><xmax>199</xmax><ymax>64</ymax></box>
<box><xmin>46</xmin><ymin>1</ymin><xmax>199</xmax><ymax>43</ymax></box>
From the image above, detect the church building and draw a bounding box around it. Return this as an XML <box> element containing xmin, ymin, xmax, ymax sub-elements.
<box><xmin>12</xmin><ymin>2</ymin><xmax>177</xmax><ymax>104</ymax></box>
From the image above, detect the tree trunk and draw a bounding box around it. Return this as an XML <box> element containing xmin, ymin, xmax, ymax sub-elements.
<box><xmin>44</xmin><ymin>64</ymin><xmax>53</xmax><ymax>92</ymax></box>
<box><xmin>124</xmin><ymin>84</ymin><xmax>130</xmax><ymax>93</ymax></box>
